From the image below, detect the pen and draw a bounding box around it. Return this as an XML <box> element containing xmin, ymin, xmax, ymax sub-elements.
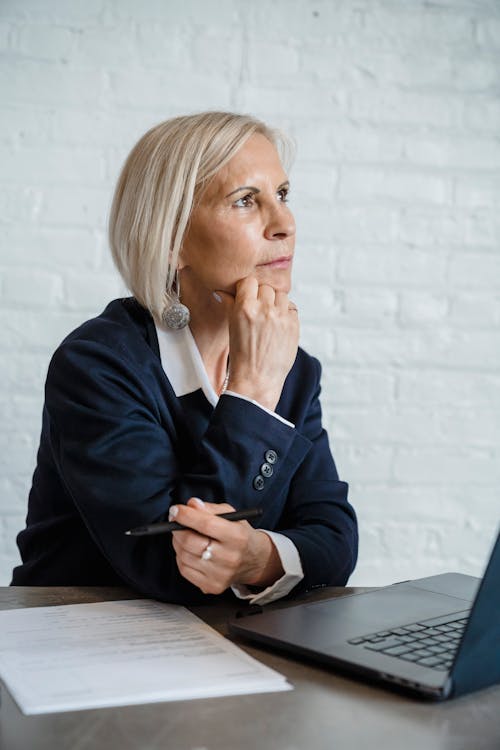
<box><xmin>125</xmin><ymin>507</ymin><xmax>264</xmax><ymax>536</ymax></box>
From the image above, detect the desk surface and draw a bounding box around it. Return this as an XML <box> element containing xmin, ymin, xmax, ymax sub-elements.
<box><xmin>1</xmin><ymin>586</ymin><xmax>499</xmax><ymax>750</ymax></box>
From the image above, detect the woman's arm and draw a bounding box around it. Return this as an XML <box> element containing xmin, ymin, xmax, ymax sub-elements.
<box><xmin>43</xmin><ymin>336</ymin><xmax>312</xmax><ymax>602</ymax></box>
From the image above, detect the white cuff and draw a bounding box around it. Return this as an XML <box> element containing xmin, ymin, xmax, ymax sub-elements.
<box><xmin>231</xmin><ymin>531</ymin><xmax>304</xmax><ymax>606</ymax></box>
<box><xmin>224</xmin><ymin>391</ymin><xmax>295</xmax><ymax>429</ymax></box>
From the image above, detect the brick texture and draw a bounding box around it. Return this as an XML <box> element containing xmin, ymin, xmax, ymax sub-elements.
<box><xmin>1</xmin><ymin>0</ymin><xmax>499</xmax><ymax>586</ymax></box>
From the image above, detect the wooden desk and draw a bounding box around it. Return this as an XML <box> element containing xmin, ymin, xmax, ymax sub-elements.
<box><xmin>1</xmin><ymin>587</ymin><xmax>499</xmax><ymax>750</ymax></box>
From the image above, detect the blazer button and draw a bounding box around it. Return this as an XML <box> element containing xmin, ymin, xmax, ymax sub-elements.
<box><xmin>253</xmin><ymin>475</ymin><xmax>265</xmax><ymax>491</ymax></box>
<box><xmin>265</xmin><ymin>449</ymin><xmax>278</xmax><ymax>465</ymax></box>
<box><xmin>260</xmin><ymin>462</ymin><xmax>273</xmax><ymax>478</ymax></box>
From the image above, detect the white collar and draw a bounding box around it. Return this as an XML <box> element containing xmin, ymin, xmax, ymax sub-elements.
<box><xmin>154</xmin><ymin>321</ymin><xmax>219</xmax><ymax>407</ymax></box>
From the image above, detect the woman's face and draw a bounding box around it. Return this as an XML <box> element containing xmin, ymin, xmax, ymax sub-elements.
<box><xmin>180</xmin><ymin>133</ymin><xmax>296</xmax><ymax>296</ymax></box>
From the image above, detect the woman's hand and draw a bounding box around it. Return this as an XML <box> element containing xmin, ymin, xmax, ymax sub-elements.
<box><xmin>215</xmin><ymin>276</ymin><xmax>299</xmax><ymax>412</ymax></box>
<box><xmin>170</xmin><ymin>498</ymin><xmax>284</xmax><ymax>595</ymax></box>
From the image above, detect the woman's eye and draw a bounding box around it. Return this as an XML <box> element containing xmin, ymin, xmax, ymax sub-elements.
<box><xmin>233</xmin><ymin>193</ymin><xmax>255</xmax><ymax>208</ymax></box>
<box><xmin>278</xmin><ymin>187</ymin><xmax>289</xmax><ymax>203</ymax></box>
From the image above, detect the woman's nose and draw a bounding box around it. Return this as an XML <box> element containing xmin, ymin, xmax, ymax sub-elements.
<box><xmin>264</xmin><ymin>204</ymin><xmax>296</xmax><ymax>241</ymax></box>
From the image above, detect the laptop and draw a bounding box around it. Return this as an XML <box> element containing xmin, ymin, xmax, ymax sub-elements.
<box><xmin>229</xmin><ymin>528</ymin><xmax>500</xmax><ymax>701</ymax></box>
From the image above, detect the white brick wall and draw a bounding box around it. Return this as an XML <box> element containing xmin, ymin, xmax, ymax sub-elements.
<box><xmin>1</xmin><ymin>0</ymin><xmax>499</xmax><ymax>587</ymax></box>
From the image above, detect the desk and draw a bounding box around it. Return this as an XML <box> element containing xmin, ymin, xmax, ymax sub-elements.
<box><xmin>1</xmin><ymin>587</ymin><xmax>499</xmax><ymax>750</ymax></box>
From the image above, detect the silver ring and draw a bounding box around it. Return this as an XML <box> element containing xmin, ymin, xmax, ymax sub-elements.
<box><xmin>288</xmin><ymin>302</ymin><xmax>298</xmax><ymax>312</ymax></box>
<box><xmin>201</xmin><ymin>542</ymin><xmax>213</xmax><ymax>561</ymax></box>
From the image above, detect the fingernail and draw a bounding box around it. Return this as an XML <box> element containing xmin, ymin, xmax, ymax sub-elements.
<box><xmin>192</xmin><ymin>497</ymin><xmax>205</xmax><ymax>508</ymax></box>
<box><xmin>213</xmin><ymin>292</ymin><xmax>222</xmax><ymax>303</ymax></box>
<box><xmin>168</xmin><ymin>505</ymin><xmax>178</xmax><ymax>521</ymax></box>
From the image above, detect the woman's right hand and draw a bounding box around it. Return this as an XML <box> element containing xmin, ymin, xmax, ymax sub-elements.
<box><xmin>215</xmin><ymin>276</ymin><xmax>299</xmax><ymax>412</ymax></box>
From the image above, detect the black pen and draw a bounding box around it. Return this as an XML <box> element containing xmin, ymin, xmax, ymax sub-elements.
<box><xmin>125</xmin><ymin>507</ymin><xmax>264</xmax><ymax>536</ymax></box>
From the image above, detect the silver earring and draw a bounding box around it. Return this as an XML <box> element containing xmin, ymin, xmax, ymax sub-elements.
<box><xmin>161</xmin><ymin>270</ymin><xmax>190</xmax><ymax>330</ymax></box>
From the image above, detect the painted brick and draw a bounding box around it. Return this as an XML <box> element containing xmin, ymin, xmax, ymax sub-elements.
<box><xmin>393</xmin><ymin>447</ymin><xmax>500</xmax><ymax>484</ymax></box>
<box><xmin>109</xmin><ymin>69</ymin><xmax>233</xmax><ymax>111</ymax></box>
<box><xmin>329</xmin><ymin>206</ymin><xmax>398</xmax><ymax>244</ymax></box>
<box><xmin>437</xmin><ymin>408</ymin><xmax>500</xmax><ymax>447</ymax></box>
<box><xmin>0</xmin><ymin>62</ymin><xmax>105</xmax><ymax>106</ymax></box>
<box><xmin>0</xmin><ymin>147</ymin><xmax>106</xmax><ymax>185</ymax></box>
<box><xmin>332</xmin><ymin>443</ymin><xmax>394</xmax><ymax>483</ymax></box>
<box><xmin>0</xmin><ymin>106</ymin><xmax>52</xmax><ymax>147</ymax></box>
<box><xmin>3</xmin><ymin>269</ymin><xmax>64</xmax><ymax>308</ymax></box>
<box><xmin>0</xmin><ymin>477</ymin><xmax>32</xmax><ymax>514</ymax></box>
<box><xmin>397</xmin><ymin>370</ymin><xmax>500</xmax><ymax>406</ymax></box>
<box><xmin>0</xmin><ymin>354</ymin><xmax>49</xmax><ymax>394</ymax></box>
<box><xmin>323</xmin><ymin>369</ymin><xmax>395</xmax><ymax>406</ymax></box>
<box><xmin>0</xmin><ymin>227</ymin><xmax>102</xmax><ymax>270</ymax></box>
<box><xmin>0</xmin><ymin>0</ymin><xmax>499</xmax><ymax>588</ymax></box>
<box><xmin>40</xmin><ymin>186</ymin><xmax>110</xmax><ymax>227</ymax></box>
<box><xmin>449</xmin><ymin>252</ymin><xmax>500</xmax><ymax>287</ymax></box>
<box><xmin>399</xmin><ymin>291</ymin><xmax>449</xmax><ymax>325</ymax></box>
<box><xmin>348</xmin><ymin>89</ymin><xmax>463</xmax><ymax>130</ymax></box>
<box><xmin>0</xmin><ymin>185</ymin><xmax>43</xmax><ymax>222</ymax></box>
<box><xmin>448</xmin><ymin>291</ymin><xmax>500</xmax><ymax>327</ymax></box>
<box><xmin>0</xmin><ymin>21</ymin><xmax>14</xmax><ymax>50</ymax></box>
<box><xmin>338</xmin><ymin>247</ymin><xmax>448</xmax><ymax>287</ymax></box>
<box><xmin>341</xmin><ymin>288</ymin><xmax>398</xmax><ymax>327</ymax></box>
<box><xmin>339</xmin><ymin>166</ymin><xmax>451</xmax><ymax>205</ymax></box>
<box><xmin>0</xmin><ymin>310</ymin><xmax>85</xmax><ymax>351</ymax></box>
<box><xmin>477</xmin><ymin>16</ymin><xmax>500</xmax><ymax>48</ymax></box>
<box><xmin>0</xmin><ymin>0</ymin><xmax>106</xmax><ymax>24</ymax></box>
<box><xmin>464</xmin><ymin>96</ymin><xmax>500</xmax><ymax>132</ymax></box>
<box><xmin>333</xmin><ymin>406</ymin><xmax>441</xmax><ymax>445</ymax></box>
<box><xmin>454</xmin><ymin>174</ymin><xmax>500</xmax><ymax>207</ymax></box>
<box><xmin>107</xmin><ymin>0</ymin><xmax>239</xmax><ymax>26</ymax></box>
<box><xmin>396</xmin><ymin>207</ymin><xmax>494</xmax><ymax>247</ymax></box>
<box><xmin>17</xmin><ymin>23</ymin><xmax>76</xmax><ymax>60</ymax></box>
<box><xmin>404</xmin><ymin>134</ymin><xmax>500</xmax><ymax>170</ymax></box>
<box><xmin>63</xmin><ymin>271</ymin><xmax>126</xmax><ymax>311</ymax></box>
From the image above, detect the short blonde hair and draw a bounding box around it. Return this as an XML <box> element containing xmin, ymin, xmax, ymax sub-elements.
<box><xmin>109</xmin><ymin>111</ymin><xmax>292</xmax><ymax>322</ymax></box>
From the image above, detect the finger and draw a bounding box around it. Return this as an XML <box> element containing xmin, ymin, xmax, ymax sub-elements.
<box><xmin>177</xmin><ymin>543</ymin><xmax>232</xmax><ymax>572</ymax></box>
<box><xmin>176</xmin><ymin>561</ymin><xmax>228</xmax><ymax>596</ymax></box>
<box><xmin>234</xmin><ymin>276</ymin><xmax>258</xmax><ymax>302</ymax></box>
<box><xmin>186</xmin><ymin>498</ymin><xmax>235</xmax><ymax>515</ymax></box>
<box><xmin>274</xmin><ymin>291</ymin><xmax>289</xmax><ymax>312</ymax></box>
<box><xmin>257</xmin><ymin>283</ymin><xmax>276</xmax><ymax>306</ymax></box>
<box><xmin>172</xmin><ymin>529</ymin><xmax>209</xmax><ymax>557</ymax></box>
<box><xmin>173</xmin><ymin>504</ymin><xmax>247</xmax><ymax>545</ymax></box>
<box><xmin>201</xmin><ymin>502</ymin><xmax>236</xmax><ymax>515</ymax></box>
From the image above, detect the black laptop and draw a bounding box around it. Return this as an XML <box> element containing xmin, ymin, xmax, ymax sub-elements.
<box><xmin>229</xmin><ymin>529</ymin><xmax>500</xmax><ymax>701</ymax></box>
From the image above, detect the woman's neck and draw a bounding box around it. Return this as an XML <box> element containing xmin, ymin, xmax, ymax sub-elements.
<box><xmin>179</xmin><ymin>269</ymin><xmax>230</xmax><ymax>393</ymax></box>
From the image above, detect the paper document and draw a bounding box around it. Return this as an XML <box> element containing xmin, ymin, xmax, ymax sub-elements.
<box><xmin>0</xmin><ymin>599</ymin><xmax>291</xmax><ymax>714</ymax></box>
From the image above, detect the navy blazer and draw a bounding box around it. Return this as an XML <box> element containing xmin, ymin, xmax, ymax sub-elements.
<box><xmin>12</xmin><ymin>298</ymin><xmax>358</xmax><ymax>604</ymax></box>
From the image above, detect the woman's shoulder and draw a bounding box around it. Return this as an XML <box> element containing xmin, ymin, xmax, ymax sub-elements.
<box><xmin>50</xmin><ymin>298</ymin><xmax>159</xmax><ymax>374</ymax></box>
<box><xmin>58</xmin><ymin>297</ymin><xmax>153</xmax><ymax>350</ymax></box>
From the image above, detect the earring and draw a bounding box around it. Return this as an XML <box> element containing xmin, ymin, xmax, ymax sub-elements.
<box><xmin>161</xmin><ymin>270</ymin><xmax>190</xmax><ymax>330</ymax></box>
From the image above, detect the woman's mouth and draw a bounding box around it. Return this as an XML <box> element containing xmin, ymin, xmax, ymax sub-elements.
<box><xmin>258</xmin><ymin>255</ymin><xmax>293</xmax><ymax>269</ymax></box>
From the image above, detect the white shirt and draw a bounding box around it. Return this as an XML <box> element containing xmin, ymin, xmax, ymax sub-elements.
<box><xmin>154</xmin><ymin>321</ymin><xmax>304</xmax><ymax>605</ymax></box>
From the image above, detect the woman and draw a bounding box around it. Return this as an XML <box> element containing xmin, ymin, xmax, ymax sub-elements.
<box><xmin>12</xmin><ymin>111</ymin><xmax>358</xmax><ymax>605</ymax></box>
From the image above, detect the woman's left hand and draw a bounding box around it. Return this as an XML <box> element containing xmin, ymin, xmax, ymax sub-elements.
<box><xmin>170</xmin><ymin>498</ymin><xmax>283</xmax><ymax>595</ymax></box>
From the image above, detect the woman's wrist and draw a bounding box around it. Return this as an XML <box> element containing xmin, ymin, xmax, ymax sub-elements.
<box><xmin>240</xmin><ymin>529</ymin><xmax>284</xmax><ymax>588</ymax></box>
<box><xmin>226</xmin><ymin>378</ymin><xmax>278</xmax><ymax>412</ymax></box>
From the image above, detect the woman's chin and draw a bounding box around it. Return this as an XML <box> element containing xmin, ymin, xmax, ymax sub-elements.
<box><xmin>256</xmin><ymin>267</ymin><xmax>293</xmax><ymax>293</ymax></box>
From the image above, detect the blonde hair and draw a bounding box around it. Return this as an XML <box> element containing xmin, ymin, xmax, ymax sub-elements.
<box><xmin>109</xmin><ymin>111</ymin><xmax>292</xmax><ymax>322</ymax></box>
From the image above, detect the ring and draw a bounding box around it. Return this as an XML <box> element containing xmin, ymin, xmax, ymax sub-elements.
<box><xmin>288</xmin><ymin>302</ymin><xmax>298</xmax><ymax>312</ymax></box>
<box><xmin>201</xmin><ymin>541</ymin><xmax>213</xmax><ymax>562</ymax></box>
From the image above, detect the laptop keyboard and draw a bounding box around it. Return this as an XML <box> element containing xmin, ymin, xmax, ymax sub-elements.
<box><xmin>348</xmin><ymin>610</ymin><xmax>470</xmax><ymax>671</ymax></box>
